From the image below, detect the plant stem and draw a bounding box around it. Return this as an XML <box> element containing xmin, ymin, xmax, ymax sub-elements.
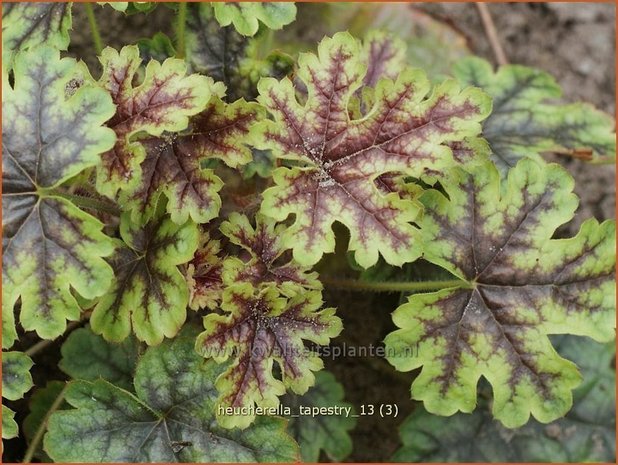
<box><xmin>321</xmin><ymin>277</ymin><xmax>469</xmax><ymax>293</ymax></box>
<box><xmin>55</xmin><ymin>192</ymin><xmax>121</xmax><ymax>216</ymax></box>
<box><xmin>175</xmin><ymin>2</ymin><xmax>188</xmax><ymax>58</ymax></box>
<box><xmin>22</xmin><ymin>383</ymin><xmax>69</xmax><ymax>463</ymax></box>
<box><xmin>84</xmin><ymin>3</ymin><xmax>103</xmax><ymax>55</ymax></box>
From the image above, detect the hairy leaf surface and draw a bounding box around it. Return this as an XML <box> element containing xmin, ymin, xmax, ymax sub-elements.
<box><xmin>255</xmin><ymin>32</ymin><xmax>490</xmax><ymax>268</ymax></box>
<box><xmin>2</xmin><ymin>47</ymin><xmax>116</xmax><ymax>341</ymax></box>
<box><xmin>124</xmin><ymin>96</ymin><xmax>262</xmax><ymax>225</ymax></box>
<box><xmin>90</xmin><ymin>211</ymin><xmax>198</xmax><ymax>345</ymax></box>
<box><xmin>196</xmin><ymin>284</ymin><xmax>342</xmax><ymax>428</ymax></box>
<box><xmin>453</xmin><ymin>57</ymin><xmax>616</xmax><ymax>171</ymax></box>
<box><xmin>92</xmin><ymin>45</ymin><xmax>221</xmax><ymax>198</ymax></box>
<box><xmin>221</xmin><ymin>213</ymin><xmax>321</xmax><ymax>294</ymax></box>
<box><xmin>2</xmin><ymin>351</ymin><xmax>34</xmax><ymax>439</ymax></box>
<box><xmin>283</xmin><ymin>371</ymin><xmax>356</xmax><ymax>462</ymax></box>
<box><xmin>392</xmin><ymin>336</ymin><xmax>615</xmax><ymax>462</ymax></box>
<box><xmin>2</xmin><ymin>3</ymin><xmax>72</xmax><ymax>71</ymax></box>
<box><xmin>44</xmin><ymin>329</ymin><xmax>299</xmax><ymax>462</ymax></box>
<box><xmin>60</xmin><ymin>326</ymin><xmax>139</xmax><ymax>390</ymax></box>
<box><xmin>212</xmin><ymin>2</ymin><xmax>296</xmax><ymax>37</ymax></box>
<box><xmin>385</xmin><ymin>159</ymin><xmax>615</xmax><ymax>427</ymax></box>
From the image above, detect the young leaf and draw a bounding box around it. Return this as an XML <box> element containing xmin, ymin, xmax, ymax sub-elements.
<box><xmin>2</xmin><ymin>3</ymin><xmax>72</xmax><ymax>70</ymax></box>
<box><xmin>392</xmin><ymin>337</ymin><xmax>615</xmax><ymax>462</ymax></box>
<box><xmin>453</xmin><ymin>57</ymin><xmax>616</xmax><ymax>171</ymax></box>
<box><xmin>2</xmin><ymin>46</ymin><xmax>116</xmax><ymax>341</ymax></box>
<box><xmin>2</xmin><ymin>351</ymin><xmax>34</xmax><ymax>439</ymax></box>
<box><xmin>123</xmin><ymin>96</ymin><xmax>263</xmax><ymax>225</ymax></box>
<box><xmin>187</xmin><ymin>231</ymin><xmax>225</xmax><ymax>311</ymax></box>
<box><xmin>385</xmin><ymin>158</ymin><xmax>616</xmax><ymax>428</ymax></box>
<box><xmin>242</xmin><ymin>149</ymin><xmax>276</xmax><ymax>179</ymax></box>
<box><xmin>221</xmin><ymin>213</ymin><xmax>322</xmax><ymax>294</ymax></box>
<box><xmin>60</xmin><ymin>326</ymin><xmax>139</xmax><ymax>390</ymax></box>
<box><xmin>212</xmin><ymin>2</ymin><xmax>297</xmax><ymax>37</ymax></box>
<box><xmin>255</xmin><ymin>32</ymin><xmax>490</xmax><ymax>268</ymax></box>
<box><xmin>91</xmin><ymin>45</ymin><xmax>223</xmax><ymax>198</ymax></box>
<box><xmin>196</xmin><ymin>284</ymin><xmax>342</xmax><ymax>429</ymax></box>
<box><xmin>90</xmin><ymin>211</ymin><xmax>198</xmax><ymax>345</ymax></box>
<box><xmin>283</xmin><ymin>371</ymin><xmax>356</xmax><ymax>462</ymax></box>
<box><xmin>44</xmin><ymin>328</ymin><xmax>299</xmax><ymax>462</ymax></box>
<box><xmin>137</xmin><ymin>32</ymin><xmax>176</xmax><ymax>62</ymax></box>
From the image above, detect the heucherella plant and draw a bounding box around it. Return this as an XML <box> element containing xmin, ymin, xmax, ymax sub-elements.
<box><xmin>2</xmin><ymin>2</ymin><xmax>615</xmax><ymax>463</ymax></box>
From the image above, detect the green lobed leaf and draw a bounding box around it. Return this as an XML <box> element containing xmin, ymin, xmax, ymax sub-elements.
<box><xmin>2</xmin><ymin>3</ymin><xmax>72</xmax><ymax>71</ymax></box>
<box><xmin>91</xmin><ymin>45</ymin><xmax>223</xmax><ymax>198</ymax></box>
<box><xmin>2</xmin><ymin>46</ymin><xmax>116</xmax><ymax>342</ymax></box>
<box><xmin>283</xmin><ymin>371</ymin><xmax>356</xmax><ymax>462</ymax></box>
<box><xmin>123</xmin><ymin>96</ymin><xmax>264</xmax><ymax>225</ymax></box>
<box><xmin>255</xmin><ymin>32</ymin><xmax>491</xmax><ymax>268</ymax></box>
<box><xmin>59</xmin><ymin>326</ymin><xmax>139</xmax><ymax>390</ymax></box>
<box><xmin>385</xmin><ymin>158</ymin><xmax>616</xmax><ymax>428</ymax></box>
<box><xmin>2</xmin><ymin>351</ymin><xmax>34</xmax><ymax>439</ymax></box>
<box><xmin>196</xmin><ymin>284</ymin><xmax>342</xmax><ymax>429</ymax></box>
<box><xmin>392</xmin><ymin>336</ymin><xmax>615</xmax><ymax>462</ymax></box>
<box><xmin>220</xmin><ymin>213</ymin><xmax>322</xmax><ymax>295</ymax></box>
<box><xmin>44</xmin><ymin>327</ymin><xmax>299</xmax><ymax>462</ymax></box>
<box><xmin>453</xmin><ymin>57</ymin><xmax>616</xmax><ymax>172</ymax></box>
<box><xmin>90</xmin><ymin>210</ymin><xmax>199</xmax><ymax>345</ymax></box>
<box><xmin>212</xmin><ymin>2</ymin><xmax>297</xmax><ymax>37</ymax></box>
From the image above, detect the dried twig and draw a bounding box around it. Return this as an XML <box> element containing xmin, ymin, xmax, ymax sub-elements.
<box><xmin>476</xmin><ymin>3</ymin><xmax>508</xmax><ymax>65</ymax></box>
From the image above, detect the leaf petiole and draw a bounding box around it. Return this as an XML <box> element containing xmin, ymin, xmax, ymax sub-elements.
<box><xmin>175</xmin><ymin>1</ymin><xmax>188</xmax><ymax>58</ymax></box>
<box><xmin>84</xmin><ymin>3</ymin><xmax>103</xmax><ymax>55</ymax></box>
<box><xmin>53</xmin><ymin>192</ymin><xmax>121</xmax><ymax>216</ymax></box>
<box><xmin>321</xmin><ymin>278</ymin><xmax>471</xmax><ymax>293</ymax></box>
<box><xmin>22</xmin><ymin>383</ymin><xmax>69</xmax><ymax>463</ymax></box>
